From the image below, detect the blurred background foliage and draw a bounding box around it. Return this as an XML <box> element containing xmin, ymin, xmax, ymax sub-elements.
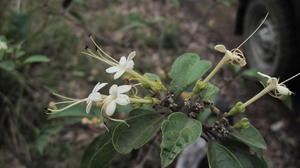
<box><xmin>0</xmin><ymin>0</ymin><xmax>191</xmax><ymax>167</ymax></box>
<box><xmin>1</xmin><ymin>0</ymin><xmax>298</xmax><ymax>168</ymax></box>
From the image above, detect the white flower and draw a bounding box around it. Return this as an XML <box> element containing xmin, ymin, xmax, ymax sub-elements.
<box><xmin>258</xmin><ymin>72</ymin><xmax>293</xmax><ymax>98</ymax></box>
<box><xmin>105</xmin><ymin>51</ymin><xmax>135</xmax><ymax>79</ymax></box>
<box><xmin>102</xmin><ymin>84</ymin><xmax>131</xmax><ymax>116</ymax></box>
<box><xmin>214</xmin><ymin>44</ymin><xmax>246</xmax><ymax>67</ymax></box>
<box><xmin>0</xmin><ymin>41</ymin><xmax>8</xmax><ymax>50</ymax></box>
<box><xmin>86</xmin><ymin>82</ymin><xmax>107</xmax><ymax>113</ymax></box>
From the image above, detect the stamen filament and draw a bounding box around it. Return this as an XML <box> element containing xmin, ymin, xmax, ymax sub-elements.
<box><xmin>280</xmin><ymin>73</ymin><xmax>300</xmax><ymax>84</ymax></box>
<box><xmin>53</xmin><ymin>100</ymin><xmax>77</xmax><ymax>105</ymax></box>
<box><xmin>52</xmin><ymin>92</ymin><xmax>79</xmax><ymax>101</ymax></box>
<box><xmin>48</xmin><ymin>99</ymin><xmax>87</xmax><ymax>112</ymax></box>
<box><xmin>82</xmin><ymin>51</ymin><xmax>118</xmax><ymax>66</ymax></box>
<box><xmin>89</xmin><ymin>36</ymin><xmax>119</xmax><ymax>64</ymax></box>
<box><xmin>237</xmin><ymin>13</ymin><xmax>269</xmax><ymax>49</ymax></box>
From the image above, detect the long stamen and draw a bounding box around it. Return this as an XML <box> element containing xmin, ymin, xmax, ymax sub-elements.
<box><xmin>48</xmin><ymin>99</ymin><xmax>87</xmax><ymax>112</ymax></box>
<box><xmin>96</xmin><ymin>48</ymin><xmax>119</xmax><ymax>64</ymax></box>
<box><xmin>82</xmin><ymin>50</ymin><xmax>118</xmax><ymax>66</ymax></box>
<box><xmin>52</xmin><ymin>92</ymin><xmax>79</xmax><ymax>101</ymax></box>
<box><xmin>237</xmin><ymin>13</ymin><xmax>269</xmax><ymax>49</ymax></box>
<box><xmin>106</xmin><ymin>115</ymin><xmax>129</xmax><ymax>127</ymax></box>
<box><xmin>88</xmin><ymin>49</ymin><xmax>119</xmax><ymax>66</ymax></box>
<box><xmin>53</xmin><ymin>100</ymin><xmax>77</xmax><ymax>105</ymax></box>
<box><xmin>89</xmin><ymin>36</ymin><xmax>119</xmax><ymax>64</ymax></box>
<box><xmin>280</xmin><ymin>73</ymin><xmax>300</xmax><ymax>84</ymax></box>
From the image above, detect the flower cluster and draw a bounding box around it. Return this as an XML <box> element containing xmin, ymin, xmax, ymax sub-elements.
<box><xmin>48</xmin><ymin>83</ymin><xmax>132</xmax><ymax>117</ymax></box>
<box><xmin>48</xmin><ymin>35</ymin><xmax>298</xmax><ymax>126</ymax></box>
<box><xmin>48</xmin><ymin>43</ymin><xmax>159</xmax><ymax>123</ymax></box>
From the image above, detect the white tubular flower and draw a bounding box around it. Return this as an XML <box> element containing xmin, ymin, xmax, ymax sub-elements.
<box><xmin>203</xmin><ymin>44</ymin><xmax>247</xmax><ymax>83</ymax></box>
<box><xmin>258</xmin><ymin>72</ymin><xmax>293</xmax><ymax>98</ymax></box>
<box><xmin>48</xmin><ymin>82</ymin><xmax>107</xmax><ymax>113</ymax></box>
<box><xmin>0</xmin><ymin>41</ymin><xmax>8</xmax><ymax>50</ymax></box>
<box><xmin>86</xmin><ymin>82</ymin><xmax>108</xmax><ymax>113</ymax></box>
<box><xmin>105</xmin><ymin>51</ymin><xmax>135</xmax><ymax>79</ymax></box>
<box><xmin>214</xmin><ymin>44</ymin><xmax>246</xmax><ymax>67</ymax></box>
<box><xmin>102</xmin><ymin>84</ymin><xmax>132</xmax><ymax>116</ymax></box>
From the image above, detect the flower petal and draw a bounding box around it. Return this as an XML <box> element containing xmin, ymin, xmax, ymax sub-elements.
<box><xmin>214</xmin><ymin>44</ymin><xmax>227</xmax><ymax>53</ymax></box>
<box><xmin>128</xmin><ymin>51</ymin><xmax>136</xmax><ymax>60</ymax></box>
<box><xmin>277</xmin><ymin>85</ymin><xmax>292</xmax><ymax>95</ymax></box>
<box><xmin>119</xmin><ymin>56</ymin><xmax>127</xmax><ymax>65</ymax></box>
<box><xmin>114</xmin><ymin>69</ymin><xmax>126</xmax><ymax>79</ymax></box>
<box><xmin>105</xmin><ymin>100</ymin><xmax>116</xmax><ymax>116</ymax></box>
<box><xmin>92</xmin><ymin>82</ymin><xmax>108</xmax><ymax>92</ymax></box>
<box><xmin>116</xmin><ymin>94</ymin><xmax>130</xmax><ymax>105</ymax></box>
<box><xmin>257</xmin><ymin>72</ymin><xmax>271</xmax><ymax>79</ymax></box>
<box><xmin>106</xmin><ymin>66</ymin><xmax>120</xmax><ymax>73</ymax></box>
<box><xmin>92</xmin><ymin>82</ymin><xmax>101</xmax><ymax>92</ymax></box>
<box><xmin>109</xmin><ymin>84</ymin><xmax>118</xmax><ymax>95</ymax></box>
<box><xmin>117</xmin><ymin>85</ymin><xmax>132</xmax><ymax>93</ymax></box>
<box><xmin>88</xmin><ymin>92</ymin><xmax>102</xmax><ymax>101</ymax></box>
<box><xmin>86</xmin><ymin>101</ymin><xmax>92</xmax><ymax>113</ymax></box>
<box><xmin>126</xmin><ymin>60</ymin><xmax>134</xmax><ymax>70</ymax></box>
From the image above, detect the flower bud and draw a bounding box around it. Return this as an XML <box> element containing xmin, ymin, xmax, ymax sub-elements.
<box><xmin>232</xmin><ymin>117</ymin><xmax>250</xmax><ymax>129</ymax></box>
<box><xmin>226</xmin><ymin>102</ymin><xmax>245</xmax><ymax>116</ymax></box>
<box><xmin>192</xmin><ymin>80</ymin><xmax>207</xmax><ymax>94</ymax></box>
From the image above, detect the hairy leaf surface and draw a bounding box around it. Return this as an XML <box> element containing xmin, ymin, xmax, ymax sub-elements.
<box><xmin>112</xmin><ymin>112</ymin><xmax>164</xmax><ymax>154</ymax></box>
<box><xmin>169</xmin><ymin>53</ymin><xmax>211</xmax><ymax>95</ymax></box>
<box><xmin>160</xmin><ymin>112</ymin><xmax>202</xmax><ymax>168</ymax></box>
<box><xmin>230</xmin><ymin>124</ymin><xmax>267</xmax><ymax>150</ymax></box>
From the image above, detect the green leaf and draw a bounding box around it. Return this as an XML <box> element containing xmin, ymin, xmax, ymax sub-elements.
<box><xmin>160</xmin><ymin>112</ymin><xmax>202</xmax><ymax>168</ymax></box>
<box><xmin>24</xmin><ymin>55</ymin><xmax>50</xmax><ymax>63</ymax></box>
<box><xmin>197</xmin><ymin>108</ymin><xmax>212</xmax><ymax>123</ymax></box>
<box><xmin>199</xmin><ymin>83</ymin><xmax>219</xmax><ymax>101</ymax></box>
<box><xmin>112</xmin><ymin>112</ymin><xmax>164</xmax><ymax>154</ymax></box>
<box><xmin>169</xmin><ymin>53</ymin><xmax>211</xmax><ymax>95</ymax></box>
<box><xmin>207</xmin><ymin>141</ymin><xmax>243</xmax><ymax>168</ymax></box>
<box><xmin>34</xmin><ymin>125</ymin><xmax>63</xmax><ymax>153</ymax></box>
<box><xmin>230</xmin><ymin>124</ymin><xmax>267</xmax><ymax>150</ymax></box>
<box><xmin>221</xmin><ymin>139</ymin><xmax>268</xmax><ymax>168</ymax></box>
<box><xmin>48</xmin><ymin>104</ymin><xmax>98</xmax><ymax>120</ymax></box>
<box><xmin>128</xmin><ymin>107</ymin><xmax>156</xmax><ymax>117</ymax></box>
<box><xmin>144</xmin><ymin>73</ymin><xmax>161</xmax><ymax>81</ymax></box>
<box><xmin>116</xmin><ymin>104</ymin><xmax>133</xmax><ymax>114</ymax></box>
<box><xmin>81</xmin><ymin>124</ymin><xmax>118</xmax><ymax>168</ymax></box>
<box><xmin>0</xmin><ymin>60</ymin><xmax>15</xmax><ymax>71</ymax></box>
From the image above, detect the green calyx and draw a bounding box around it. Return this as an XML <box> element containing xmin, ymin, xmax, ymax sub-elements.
<box><xmin>144</xmin><ymin>97</ymin><xmax>161</xmax><ymax>104</ymax></box>
<box><xmin>226</xmin><ymin>102</ymin><xmax>245</xmax><ymax>116</ymax></box>
<box><xmin>232</xmin><ymin>117</ymin><xmax>250</xmax><ymax>129</ymax></box>
<box><xmin>130</xmin><ymin>71</ymin><xmax>167</xmax><ymax>92</ymax></box>
<box><xmin>192</xmin><ymin>80</ymin><xmax>208</xmax><ymax>94</ymax></box>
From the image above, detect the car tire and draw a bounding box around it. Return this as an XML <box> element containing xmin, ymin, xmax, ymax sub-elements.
<box><xmin>243</xmin><ymin>0</ymin><xmax>297</xmax><ymax>77</ymax></box>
